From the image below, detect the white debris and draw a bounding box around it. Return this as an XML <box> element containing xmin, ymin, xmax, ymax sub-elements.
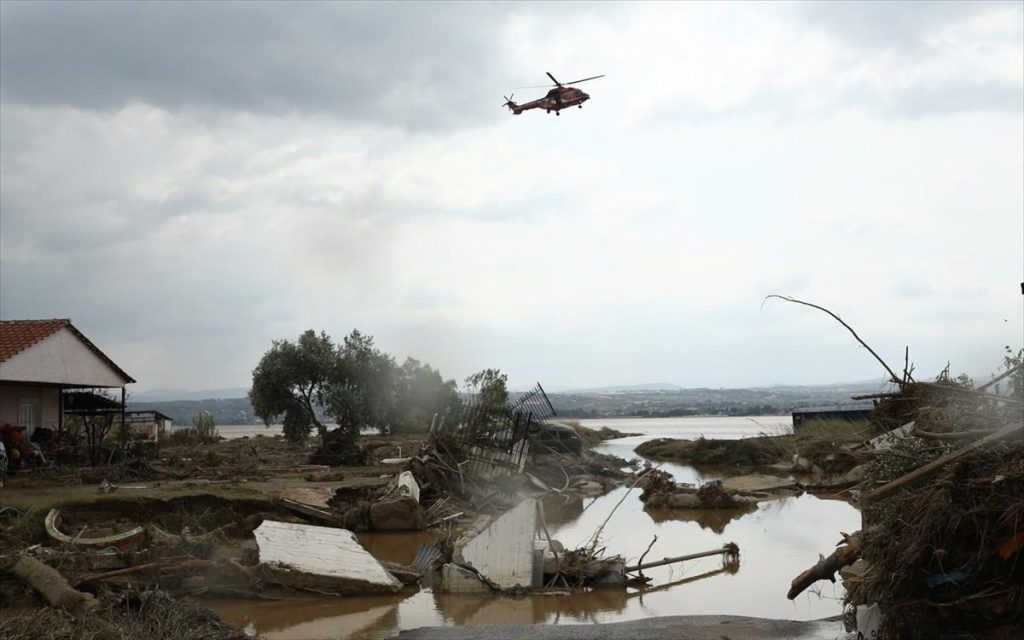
<box><xmin>254</xmin><ymin>520</ymin><xmax>401</xmax><ymax>593</ymax></box>
<box><xmin>460</xmin><ymin>499</ymin><xmax>538</xmax><ymax>589</ymax></box>
<box><xmin>396</xmin><ymin>470</ymin><xmax>420</xmax><ymax>502</ymax></box>
<box><xmin>869</xmin><ymin>421</ymin><xmax>916</xmax><ymax>450</ymax></box>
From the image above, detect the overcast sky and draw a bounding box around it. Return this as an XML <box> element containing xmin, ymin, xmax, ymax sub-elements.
<box><xmin>2</xmin><ymin>1</ymin><xmax>1021</xmax><ymax>393</ymax></box>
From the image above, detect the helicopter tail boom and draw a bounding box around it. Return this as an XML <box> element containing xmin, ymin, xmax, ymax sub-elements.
<box><xmin>503</xmin><ymin>94</ymin><xmax>526</xmax><ymax>114</ymax></box>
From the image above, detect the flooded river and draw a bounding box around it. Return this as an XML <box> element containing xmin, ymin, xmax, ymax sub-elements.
<box><xmin>211</xmin><ymin>416</ymin><xmax>860</xmax><ymax>639</ymax></box>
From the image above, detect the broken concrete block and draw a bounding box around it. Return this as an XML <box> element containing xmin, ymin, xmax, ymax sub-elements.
<box><xmin>396</xmin><ymin>470</ymin><xmax>420</xmax><ymax>502</ymax></box>
<box><xmin>254</xmin><ymin>520</ymin><xmax>400</xmax><ymax>595</ymax></box>
<box><xmin>440</xmin><ymin>563</ymin><xmax>492</xmax><ymax>594</ymax></box>
<box><xmin>370</xmin><ymin>497</ymin><xmax>425</xmax><ymax>531</ymax></box>
<box><xmin>460</xmin><ymin>499</ymin><xmax>537</xmax><ymax>589</ymax></box>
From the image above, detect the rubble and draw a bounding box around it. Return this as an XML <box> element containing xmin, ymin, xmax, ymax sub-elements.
<box><xmin>640</xmin><ymin>472</ymin><xmax>765</xmax><ymax>509</ymax></box>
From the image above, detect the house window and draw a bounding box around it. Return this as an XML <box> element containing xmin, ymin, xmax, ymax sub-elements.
<box><xmin>18</xmin><ymin>398</ymin><xmax>41</xmax><ymax>434</ymax></box>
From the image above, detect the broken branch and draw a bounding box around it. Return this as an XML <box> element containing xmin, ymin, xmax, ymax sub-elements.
<box><xmin>763</xmin><ymin>295</ymin><xmax>902</xmax><ymax>384</ymax></box>
<box><xmin>787</xmin><ymin>533</ymin><xmax>862</xmax><ymax>600</ymax></box>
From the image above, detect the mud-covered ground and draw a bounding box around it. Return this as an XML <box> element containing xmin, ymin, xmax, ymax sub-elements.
<box><xmin>0</xmin><ymin>425</ymin><xmax>640</xmax><ymax>638</ymax></box>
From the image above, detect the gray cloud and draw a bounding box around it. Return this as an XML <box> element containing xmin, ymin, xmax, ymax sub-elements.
<box><xmin>791</xmin><ymin>1</ymin><xmax>1017</xmax><ymax>53</ymax></box>
<box><xmin>0</xmin><ymin>2</ymin><xmax>522</xmax><ymax>129</ymax></box>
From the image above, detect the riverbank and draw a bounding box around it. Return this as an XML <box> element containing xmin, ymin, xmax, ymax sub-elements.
<box><xmin>396</xmin><ymin>614</ymin><xmax>853</xmax><ymax>640</ymax></box>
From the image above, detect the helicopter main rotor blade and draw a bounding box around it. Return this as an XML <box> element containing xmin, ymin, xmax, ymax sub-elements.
<box><xmin>562</xmin><ymin>74</ymin><xmax>605</xmax><ymax>85</ymax></box>
<box><xmin>546</xmin><ymin>71</ymin><xmax>562</xmax><ymax>86</ymax></box>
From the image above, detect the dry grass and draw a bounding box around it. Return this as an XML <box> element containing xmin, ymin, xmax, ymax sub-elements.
<box><xmin>0</xmin><ymin>590</ymin><xmax>250</xmax><ymax>640</ymax></box>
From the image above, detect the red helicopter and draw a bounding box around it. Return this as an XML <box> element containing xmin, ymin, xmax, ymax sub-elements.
<box><xmin>503</xmin><ymin>72</ymin><xmax>605</xmax><ymax>116</ymax></box>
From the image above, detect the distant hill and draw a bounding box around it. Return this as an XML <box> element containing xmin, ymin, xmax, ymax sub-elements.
<box><xmin>131</xmin><ymin>387</ymin><xmax>249</xmax><ymax>402</ymax></box>
<box><xmin>130</xmin><ymin>379</ymin><xmax>893</xmax><ymax>425</ymax></box>
<box><xmin>558</xmin><ymin>383</ymin><xmax>684</xmax><ymax>393</ymax></box>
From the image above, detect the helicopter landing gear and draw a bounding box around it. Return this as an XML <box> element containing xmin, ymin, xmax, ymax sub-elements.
<box><xmin>578</xmin><ymin>105</ymin><xmax>583</xmax><ymax>108</ymax></box>
<box><xmin>556</xmin><ymin>111</ymin><xmax>560</xmax><ymax>116</ymax></box>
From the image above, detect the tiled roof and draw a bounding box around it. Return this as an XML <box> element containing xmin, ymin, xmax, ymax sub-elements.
<box><xmin>0</xmin><ymin>319</ymin><xmax>70</xmax><ymax>363</ymax></box>
<box><xmin>0</xmin><ymin>318</ymin><xmax>135</xmax><ymax>383</ymax></box>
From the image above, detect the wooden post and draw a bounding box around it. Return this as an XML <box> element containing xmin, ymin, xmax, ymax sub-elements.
<box><xmin>625</xmin><ymin>543</ymin><xmax>739</xmax><ymax>573</ymax></box>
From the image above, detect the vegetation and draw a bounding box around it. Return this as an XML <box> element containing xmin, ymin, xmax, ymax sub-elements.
<box><xmin>191</xmin><ymin>411</ymin><xmax>218</xmax><ymax>440</ymax></box>
<box><xmin>390</xmin><ymin>358</ymin><xmax>460</xmax><ymax>434</ymax></box>
<box><xmin>635</xmin><ymin>435</ymin><xmax>794</xmax><ymax>467</ymax></box>
<box><xmin>249</xmin><ymin>330</ymin><xmax>337</xmax><ymax>441</ymax></box>
<box><xmin>249</xmin><ymin>329</ymin><xmax>462</xmax><ymax>443</ymax></box>
<box><xmin>464</xmin><ymin>368</ymin><xmax>509</xmax><ymax>412</ymax></box>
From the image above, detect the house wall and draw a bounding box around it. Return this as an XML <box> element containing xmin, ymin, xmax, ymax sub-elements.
<box><xmin>0</xmin><ymin>328</ymin><xmax>129</xmax><ymax>387</ymax></box>
<box><xmin>0</xmin><ymin>384</ymin><xmax>61</xmax><ymax>437</ymax></box>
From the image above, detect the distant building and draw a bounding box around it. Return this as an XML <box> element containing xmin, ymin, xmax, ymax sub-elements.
<box><xmin>791</xmin><ymin>404</ymin><xmax>873</xmax><ymax>432</ymax></box>
<box><xmin>123</xmin><ymin>410</ymin><xmax>173</xmax><ymax>442</ymax></box>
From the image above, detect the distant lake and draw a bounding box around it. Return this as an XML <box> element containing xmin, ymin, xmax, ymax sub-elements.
<box><xmin>213</xmin><ymin>415</ymin><xmax>792</xmax><ymax>443</ymax></box>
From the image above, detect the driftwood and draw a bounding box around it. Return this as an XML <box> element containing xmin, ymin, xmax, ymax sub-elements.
<box><xmin>861</xmin><ymin>422</ymin><xmax>1023</xmax><ymax>506</ymax></box>
<box><xmin>977</xmin><ymin>363</ymin><xmax>1023</xmax><ymax>392</ymax></box>
<box><xmin>13</xmin><ymin>555</ymin><xmax>98</xmax><ymax>615</ymax></box>
<box><xmin>787</xmin><ymin>532</ymin><xmax>862</xmax><ymax>600</ymax></box>
<box><xmin>917</xmin><ymin>382</ymin><xmax>1023</xmax><ymax>406</ymax></box>
<box><xmin>911</xmin><ymin>426</ymin><xmax>1000</xmax><ymax>440</ymax></box>
<box><xmin>277</xmin><ymin>497</ymin><xmax>345</xmax><ymax>526</ymax></box>
<box><xmin>75</xmin><ymin>557</ymin><xmax>213</xmax><ymax>586</ymax></box>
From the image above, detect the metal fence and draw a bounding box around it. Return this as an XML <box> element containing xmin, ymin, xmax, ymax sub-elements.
<box><xmin>437</xmin><ymin>383</ymin><xmax>555</xmax><ymax>475</ymax></box>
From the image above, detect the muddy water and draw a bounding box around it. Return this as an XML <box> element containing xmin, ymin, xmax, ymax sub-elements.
<box><xmin>212</xmin><ymin>416</ymin><xmax>859</xmax><ymax>640</ymax></box>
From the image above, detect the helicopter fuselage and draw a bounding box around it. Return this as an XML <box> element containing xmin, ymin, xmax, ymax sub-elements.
<box><xmin>507</xmin><ymin>86</ymin><xmax>590</xmax><ymax>115</ymax></box>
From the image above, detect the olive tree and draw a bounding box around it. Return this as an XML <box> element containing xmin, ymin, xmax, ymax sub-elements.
<box><xmin>465</xmin><ymin>368</ymin><xmax>509</xmax><ymax>412</ymax></box>
<box><xmin>326</xmin><ymin>330</ymin><xmax>397</xmax><ymax>438</ymax></box>
<box><xmin>249</xmin><ymin>330</ymin><xmax>336</xmax><ymax>442</ymax></box>
<box><xmin>389</xmin><ymin>358</ymin><xmax>461</xmax><ymax>434</ymax></box>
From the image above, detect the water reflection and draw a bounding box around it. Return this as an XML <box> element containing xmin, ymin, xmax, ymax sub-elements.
<box><xmin>212</xmin><ymin>492</ymin><xmax>859</xmax><ymax>640</ymax></box>
<box><xmin>210</xmin><ymin>417</ymin><xmax>858</xmax><ymax>640</ymax></box>
<box><xmin>644</xmin><ymin>504</ymin><xmax>757</xmax><ymax>534</ymax></box>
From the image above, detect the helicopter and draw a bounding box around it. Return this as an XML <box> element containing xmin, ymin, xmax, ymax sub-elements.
<box><xmin>503</xmin><ymin>72</ymin><xmax>605</xmax><ymax>116</ymax></box>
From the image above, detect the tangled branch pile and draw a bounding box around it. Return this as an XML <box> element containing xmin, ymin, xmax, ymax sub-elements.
<box><xmin>850</xmin><ymin>443</ymin><xmax>1023</xmax><ymax>637</ymax></box>
<box><xmin>847</xmin><ymin>373</ymin><xmax>1023</xmax><ymax>638</ymax></box>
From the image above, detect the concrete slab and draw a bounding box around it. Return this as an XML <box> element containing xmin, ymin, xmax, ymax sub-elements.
<box><xmin>254</xmin><ymin>520</ymin><xmax>401</xmax><ymax>594</ymax></box>
<box><xmin>460</xmin><ymin>499</ymin><xmax>538</xmax><ymax>589</ymax></box>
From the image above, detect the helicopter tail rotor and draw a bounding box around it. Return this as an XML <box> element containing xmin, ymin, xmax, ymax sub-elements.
<box><xmin>502</xmin><ymin>94</ymin><xmax>521</xmax><ymax>113</ymax></box>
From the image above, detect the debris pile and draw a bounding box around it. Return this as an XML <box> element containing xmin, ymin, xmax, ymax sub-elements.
<box><xmin>789</xmin><ymin>363</ymin><xmax>1023</xmax><ymax>638</ymax></box>
<box><xmin>639</xmin><ymin>470</ymin><xmax>771</xmax><ymax>509</ymax></box>
<box><xmin>848</xmin><ymin>442</ymin><xmax>1022</xmax><ymax>637</ymax></box>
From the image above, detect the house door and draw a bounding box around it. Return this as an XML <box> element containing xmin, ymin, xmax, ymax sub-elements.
<box><xmin>18</xmin><ymin>398</ymin><xmax>41</xmax><ymax>437</ymax></box>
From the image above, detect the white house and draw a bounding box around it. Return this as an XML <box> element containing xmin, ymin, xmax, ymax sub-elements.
<box><xmin>0</xmin><ymin>319</ymin><xmax>134</xmax><ymax>440</ymax></box>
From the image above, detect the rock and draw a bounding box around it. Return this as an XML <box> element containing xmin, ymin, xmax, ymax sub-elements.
<box><xmin>370</xmin><ymin>497</ymin><xmax>425</xmax><ymax>531</ymax></box>
<box><xmin>844</xmin><ymin>464</ymin><xmax>867</xmax><ymax>484</ymax></box>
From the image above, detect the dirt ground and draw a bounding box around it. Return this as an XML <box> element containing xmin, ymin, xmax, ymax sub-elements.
<box><xmin>0</xmin><ymin>426</ymin><xmax>640</xmax><ymax>635</ymax></box>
